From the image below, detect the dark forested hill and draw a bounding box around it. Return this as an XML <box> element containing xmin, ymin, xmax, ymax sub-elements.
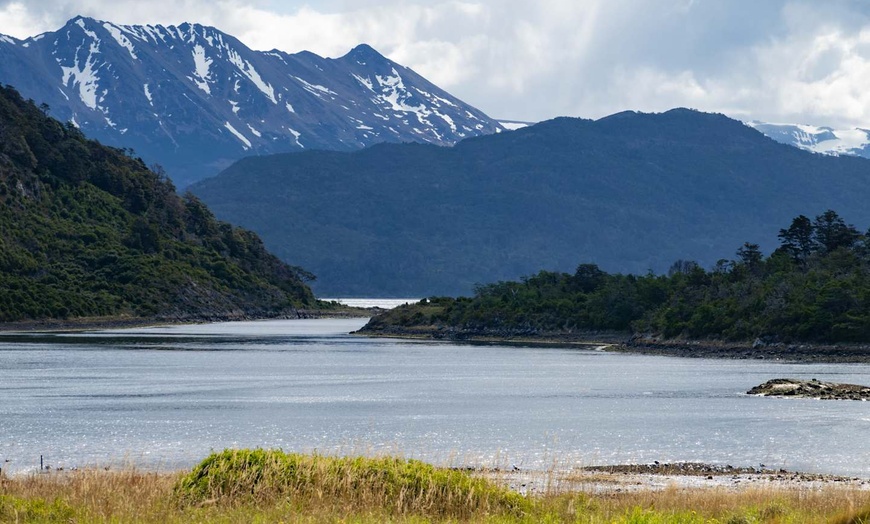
<box><xmin>0</xmin><ymin>84</ymin><xmax>316</xmax><ymax>322</ymax></box>
<box><xmin>360</xmin><ymin>211</ymin><xmax>870</xmax><ymax>345</ymax></box>
<box><xmin>192</xmin><ymin>108</ymin><xmax>870</xmax><ymax>297</ymax></box>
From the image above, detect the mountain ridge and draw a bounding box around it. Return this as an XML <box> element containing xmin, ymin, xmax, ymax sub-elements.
<box><xmin>191</xmin><ymin>108</ymin><xmax>870</xmax><ymax>297</ymax></box>
<box><xmin>0</xmin><ymin>16</ymin><xmax>502</xmax><ymax>186</ymax></box>
<box><xmin>745</xmin><ymin>120</ymin><xmax>870</xmax><ymax>158</ymax></box>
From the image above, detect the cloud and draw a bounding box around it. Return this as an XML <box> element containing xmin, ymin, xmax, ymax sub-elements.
<box><xmin>2</xmin><ymin>0</ymin><xmax>870</xmax><ymax>126</ymax></box>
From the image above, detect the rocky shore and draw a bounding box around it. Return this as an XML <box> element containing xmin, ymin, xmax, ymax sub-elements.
<box><xmin>353</xmin><ymin>324</ymin><xmax>629</xmax><ymax>346</ymax></box>
<box><xmin>482</xmin><ymin>462</ymin><xmax>870</xmax><ymax>495</ymax></box>
<box><xmin>748</xmin><ymin>378</ymin><xmax>870</xmax><ymax>400</ymax></box>
<box><xmin>614</xmin><ymin>336</ymin><xmax>870</xmax><ymax>363</ymax></box>
<box><xmin>354</xmin><ymin>325</ymin><xmax>870</xmax><ymax>363</ymax></box>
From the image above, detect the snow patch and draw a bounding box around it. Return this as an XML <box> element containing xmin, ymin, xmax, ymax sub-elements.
<box><xmin>229</xmin><ymin>100</ymin><xmax>240</xmax><ymax>114</ymax></box>
<box><xmin>226</xmin><ymin>47</ymin><xmax>277</xmax><ymax>103</ymax></box>
<box><xmin>58</xmin><ymin>88</ymin><xmax>69</xmax><ymax>101</ymax></box>
<box><xmin>285</xmin><ymin>102</ymin><xmax>295</xmax><ymax>114</ymax></box>
<box><xmin>293</xmin><ymin>76</ymin><xmax>337</xmax><ymax>97</ymax></box>
<box><xmin>356</xmin><ymin>124</ymin><xmax>373</xmax><ymax>130</ymax></box>
<box><xmin>352</xmin><ymin>73</ymin><xmax>374</xmax><ymax>91</ymax></box>
<box><xmin>224</xmin><ymin>122</ymin><xmax>251</xmax><ymax>149</ymax></box>
<box><xmin>0</xmin><ymin>35</ymin><xmax>15</xmax><ymax>45</ymax></box>
<box><xmin>420</xmin><ymin>89</ymin><xmax>457</xmax><ymax>108</ymax></box>
<box><xmin>247</xmin><ymin>124</ymin><xmax>262</xmax><ymax>137</ymax></box>
<box><xmin>143</xmin><ymin>83</ymin><xmax>153</xmax><ymax>105</ymax></box>
<box><xmin>102</xmin><ymin>22</ymin><xmax>138</xmax><ymax>59</ymax></box>
<box><xmin>376</xmin><ymin>69</ymin><xmax>429</xmax><ymax>117</ymax></box>
<box><xmin>434</xmin><ymin>110</ymin><xmax>456</xmax><ymax>132</ymax></box>
<box><xmin>191</xmin><ymin>44</ymin><xmax>213</xmax><ymax>94</ymax></box>
<box><xmin>60</xmin><ymin>32</ymin><xmax>102</xmax><ymax>110</ymax></box>
<box><xmin>75</xmin><ymin>19</ymin><xmax>101</xmax><ymax>43</ymax></box>
<box><xmin>136</xmin><ymin>24</ymin><xmax>166</xmax><ymax>43</ymax></box>
<box><xmin>288</xmin><ymin>128</ymin><xmax>303</xmax><ymax>147</ymax></box>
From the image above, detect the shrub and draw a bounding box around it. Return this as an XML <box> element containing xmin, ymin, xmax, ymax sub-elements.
<box><xmin>174</xmin><ymin>449</ymin><xmax>530</xmax><ymax>518</ymax></box>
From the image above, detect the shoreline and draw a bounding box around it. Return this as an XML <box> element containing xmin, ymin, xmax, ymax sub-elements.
<box><xmin>353</xmin><ymin>327</ymin><xmax>870</xmax><ymax>363</ymax></box>
<box><xmin>483</xmin><ymin>465</ymin><xmax>870</xmax><ymax>495</ymax></box>
<box><xmin>6</xmin><ymin>460</ymin><xmax>868</xmax><ymax>496</ymax></box>
<box><xmin>0</xmin><ymin>307</ymin><xmax>373</xmax><ymax>334</ymax></box>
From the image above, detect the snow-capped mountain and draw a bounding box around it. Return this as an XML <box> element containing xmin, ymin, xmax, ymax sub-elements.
<box><xmin>0</xmin><ymin>17</ymin><xmax>502</xmax><ymax>186</ymax></box>
<box><xmin>746</xmin><ymin>121</ymin><xmax>870</xmax><ymax>159</ymax></box>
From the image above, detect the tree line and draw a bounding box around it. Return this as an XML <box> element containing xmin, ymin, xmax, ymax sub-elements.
<box><xmin>383</xmin><ymin>210</ymin><xmax>870</xmax><ymax>343</ymax></box>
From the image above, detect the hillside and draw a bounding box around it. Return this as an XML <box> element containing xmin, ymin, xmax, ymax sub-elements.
<box><xmin>192</xmin><ymin>109</ymin><xmax>870</xmax><ymax>297</ymax></box>
<box><xmin>0</xmin><ymin>84</ymin><xmax>317</xmax><ymax>322</ymax></box>
<box><xmin>0</xmin><ymin>17</ymin><xmax>501</xmax><ymax>187</ymax></box>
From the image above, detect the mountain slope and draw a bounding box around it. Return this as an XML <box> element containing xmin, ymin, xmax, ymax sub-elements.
<box><xmin>191</xmin><ymin>108</ymin><xmax>870</xmax><ymax>297</ymax></box>
<box><xmin>0</xmin><ymin>84</ymin><xmax>316</xmax><ymax>322</ymax></box>
<box><xmin>0</xmin><ymin>17</ymin><xmax>501</xmax><ymax>187</ymax></box>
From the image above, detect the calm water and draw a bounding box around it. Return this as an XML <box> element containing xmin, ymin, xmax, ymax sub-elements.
<box><xmin>1</xmin><ymin>318</ymin><xmax>868</xmax><ymax>476</ymax></box>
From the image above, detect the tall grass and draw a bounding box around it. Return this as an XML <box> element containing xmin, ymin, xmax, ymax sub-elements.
<box><xmin>175</xmin><ymin>449</ymin><xmax>530</xmax><ymax>518</ymax></box>
<box><xmin>1</xmin><ymin>449</ymin><xmax>869</xmax><ymax>523</ymax></box>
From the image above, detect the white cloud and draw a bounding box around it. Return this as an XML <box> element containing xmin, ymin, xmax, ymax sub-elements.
<box><xmin>2</xmin><ymin>0</ymin><xmax>870</xmax><ymax>126</ymax></box>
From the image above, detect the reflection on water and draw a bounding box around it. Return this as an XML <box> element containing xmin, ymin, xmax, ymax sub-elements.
<box><xmin>0</xmin><ymin>317</ymin><xmax>868</xmax><ymax>476</ymax></box>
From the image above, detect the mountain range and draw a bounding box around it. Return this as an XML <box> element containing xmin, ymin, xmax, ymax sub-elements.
<box><xmin>745</xmin><ymin>121</ymin><xmax>870</xmax><ymax>159</ymax></box>
<box><xmin>191</xmin><ymin>108</ymin><xmax>870</xmax><ymax>297</ymax></box>
<box><xmin>0</xmin><ymin>16</ymin><xmax>501</xmax><ymax>187</ymax></box>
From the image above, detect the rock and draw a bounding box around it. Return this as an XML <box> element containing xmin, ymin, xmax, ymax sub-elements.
<box><xmin>748</xmin><ymin>378</ymin><xmax>870</xmax><ymax>400</ymax></box>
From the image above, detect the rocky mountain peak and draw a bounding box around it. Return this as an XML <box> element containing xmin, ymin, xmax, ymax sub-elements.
<box><xmin>0</xmin><ymin>17</ymin><xmax>502</xmax><ymax>187</ymax></box>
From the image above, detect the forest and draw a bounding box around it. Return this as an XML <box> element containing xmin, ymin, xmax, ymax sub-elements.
<box><xmin>0</xmin><ymin>84</ymin><xmax>317</xmax><ymax>321</ymax></box>
<box><xmin>365</xmin><ymin>210</ymin><xmax>870</xmax><ymax>343</ymax></box>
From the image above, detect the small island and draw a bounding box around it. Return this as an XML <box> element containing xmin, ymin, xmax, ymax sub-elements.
<box><xmin>748</xmin><ymin>378</ymin><xmax>870</xmax><ymax>400</ymax></box>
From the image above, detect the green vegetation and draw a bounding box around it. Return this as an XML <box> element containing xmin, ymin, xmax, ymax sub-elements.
<box><xmin>175</xmin><ymin>449</ymin><xmax>529</xmax><ymax>518</ymax></box>
<box><xmin>0</xmin><ymin>85</ymin><xmax>317</xmax><ymax>322</ymax></box>
<box><xmin>1</xmin><ymin>450</ymin><xmax>869</xmax><ymax>522</ymax></box>
<box><xmin>363</xmin><ymin>211</ymin><xmax>870</xmax><ymax>344</ymax></box>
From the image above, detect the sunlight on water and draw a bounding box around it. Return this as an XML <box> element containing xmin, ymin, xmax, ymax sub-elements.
<box><xmin>0</xmin><ymin>318</ymin><xmax>868</xmax><ymax>476</ymax></box>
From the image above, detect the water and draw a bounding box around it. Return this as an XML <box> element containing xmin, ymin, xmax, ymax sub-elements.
<box><xmin>321</xmin><ymin>298</ymin><xmax>419</xmax><ymax>309</ymax></box>
<box><xmin>1</xmin><ymin>318</ymin><xmax>868</xmax><ymax>476</ymax></box>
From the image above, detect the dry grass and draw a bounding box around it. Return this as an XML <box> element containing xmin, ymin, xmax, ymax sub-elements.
<box><xmin>1</xmin><ymin>451</ymin><xmax>869</xmax><ymax>523</ymax></box>
<box><xmin>567</xmin><ymin>486</ymin><xmax>870</xmax><ymax>523</ymax></box>
<box><xmin>0</xmin><ymin>468</ymin><xmax>179</xmax><ymax>522</ymax></box>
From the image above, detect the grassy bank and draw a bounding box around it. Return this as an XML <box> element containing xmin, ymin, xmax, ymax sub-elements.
<box><xmin>2</xmin><ymin>450</ymin><xmax>869</xmax><ymax>523</ymax></box>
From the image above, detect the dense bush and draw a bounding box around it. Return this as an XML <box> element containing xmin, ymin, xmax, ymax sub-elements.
<box><xmin>175</xmin><ymin>449</ymin><xmax>529</xmax><ymax>518</ymax></box>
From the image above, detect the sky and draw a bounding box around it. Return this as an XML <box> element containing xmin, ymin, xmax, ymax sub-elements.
<box><xmin>2</xmin><ymin>0</ymin><xmax>870</xmax><ymax>126</ymax></box>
